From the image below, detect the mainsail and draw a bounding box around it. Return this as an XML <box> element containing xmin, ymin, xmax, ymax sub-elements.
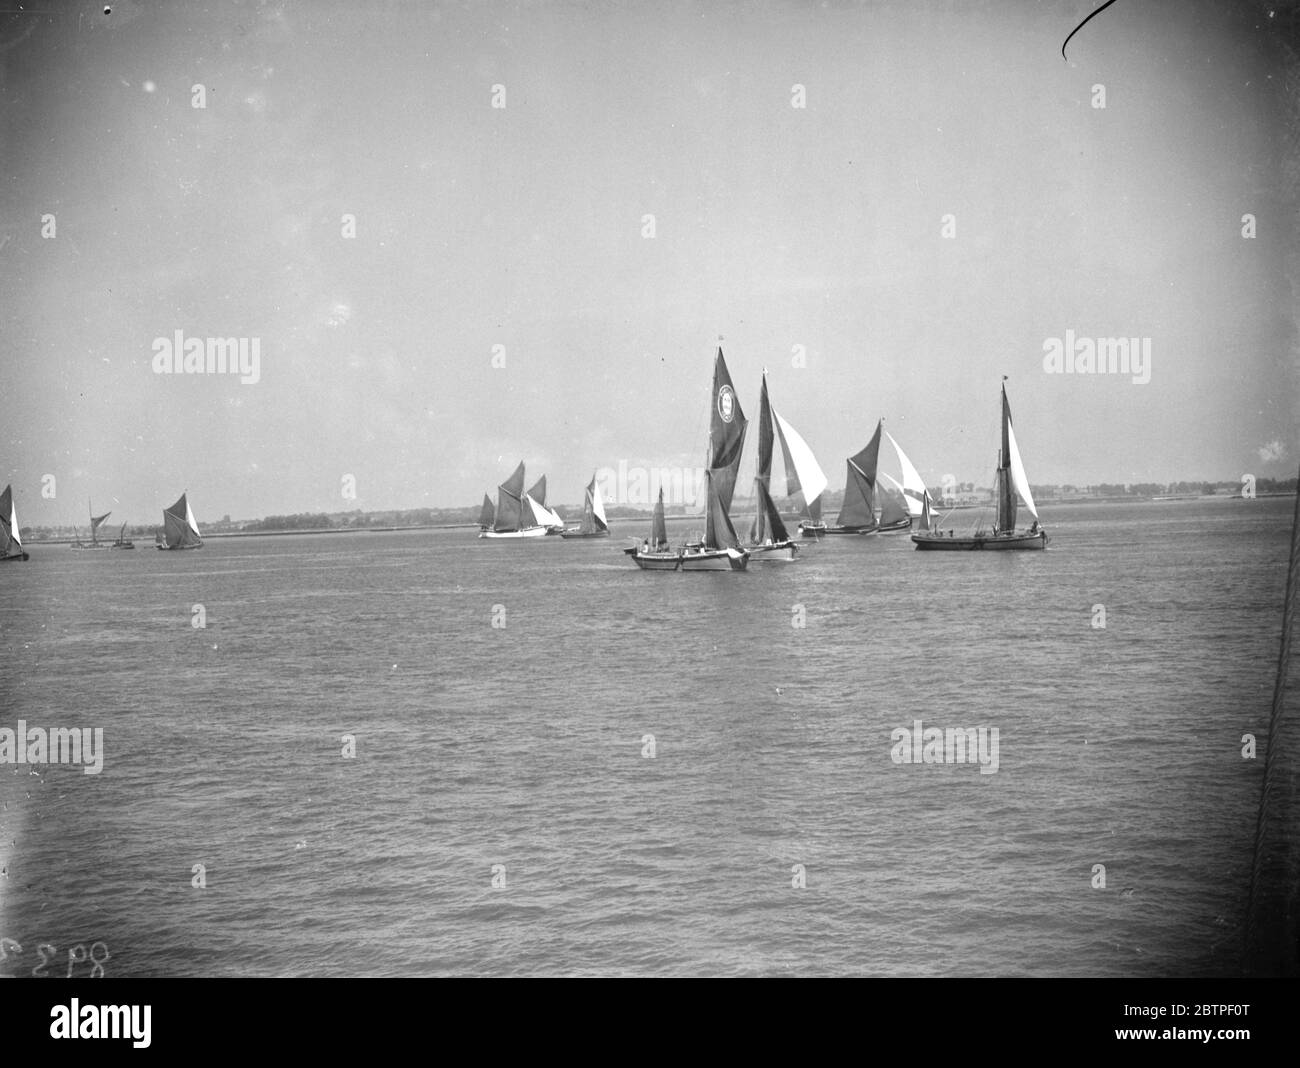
<box><xmin>703</xmin><ymin>469</ymin><xmax>741</xmax><ymax>551</ymax></box>
<box><xmin>161</xmin><ymin>492</ymin><xmax>202</xmax><ymax>549</ymax></box>
<box><xmin>90</xmin><ymin>505</ymin><xmax>112</xmax><ymax>543</ymax></box>
<box><xmin>577</xmin><ymin>474</ymin><xmax>608</xmax><ymax>534</ymax></box>
<box><xmin>494</xmin><ymin>462</ymin><xmax>526</xmax><ymax>531</ymax></box>
<box><xmin>706</xmin><ymin>347</ymin><xmax>748</xmax><ymax>513</ymax></box>
<box><xmin>753</xmin><ymin>480</ymin><xmax>789</xmax><ymax>544</ymax></box>
<box><xmin>835</xmin><ymin>421</ymin><xmax>882</xmax><ymax>529</ymax></box>
<box><xmin>996</xmin><ymin>383</ymin><xmax>1038</xmax><ymax>532</ymax></box>
<box><xmin>1</xmin><ymin>484</ymin><xmax>23</xmax><ymax>558</ymax></box>
<box><xmin>651</xmin><ymin>486</ymin><xmax>669</xmax><ymax>549</ymax></box>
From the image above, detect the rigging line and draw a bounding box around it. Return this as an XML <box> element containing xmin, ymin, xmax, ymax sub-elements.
<box><xmin>1062</xmin><ymin>0</ymin><xmax>1120</xmax><ymax>61</ymax></box>
<box><xmin>1245</xmin><ymin>462</ymin><xmax>1300</xmax><ymax>972</ymax></box>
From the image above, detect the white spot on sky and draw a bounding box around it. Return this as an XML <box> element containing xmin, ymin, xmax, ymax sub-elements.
<box><xmin>143</xmin><ymin>80</ymin><xmax>156</xmax><ymax>93</ymax></box>
<box><xmin>1257</xmin><ymin>440</ymin><xmax>1287</xmax><ymax>463</ymax></box>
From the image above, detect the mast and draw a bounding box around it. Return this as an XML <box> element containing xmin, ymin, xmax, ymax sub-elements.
<box><xmin>750</xmin><ymin>371</ymin><xmax>774</xmax><ymax>543</ymax></box>
<box><xmin>995</xmin><ymin>379</ymin><xmax>1018</xmax><ymax>534</ymax></box>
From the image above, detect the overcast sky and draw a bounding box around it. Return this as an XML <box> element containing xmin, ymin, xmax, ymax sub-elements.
<box><xmin>1</xmin><ymin>0</ymin><xmax>1296</xmax><ymax>522</ymax></box>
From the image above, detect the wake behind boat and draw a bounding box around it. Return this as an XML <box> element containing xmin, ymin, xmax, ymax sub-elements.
<box><xmin>1</xmin><ymin>484</ymin><xmax>30</xmax><ymax>562</ymax></box>
<box><xmin>912</xmin><ymin>379</ymin><xmax>1047</xmax><ymax>551</ymax></box>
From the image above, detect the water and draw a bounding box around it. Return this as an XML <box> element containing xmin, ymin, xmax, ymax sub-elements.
<box><xmin>0</xmin><ymin>498</ymin><xmax>1291</xmax><ymax>976</ymax></box>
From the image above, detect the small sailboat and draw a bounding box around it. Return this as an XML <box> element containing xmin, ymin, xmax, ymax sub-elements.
<box><xmin>70</xmin><ymin>501</ymin><xmax>113</xmax><ymax>549</ymax></box>
<box><xmin>744</xmin><ymin>373</ymin><xmax>808</xmax><ymax>561</ymax></box>
<box><xmin>625</xmin><ymin>347</ymin><xmax>750</xmax><ymax>572</ymax></box>
<box><xmin>623</xmin><ymin>487</ymin><xmax>681</xmax><ymax>569</ymax></box>
<box><xmin>912</xmin><ymin>379</ymin><xmax>1047</xmax><ymax>550</ymax></box>
<box><xmin>0</xmin><ymin>484</ymin><xmax>30</xmax><ymax>562</ymax></box>
<box><xmin>477</xmin><ymin>494</ymin><xmax>495</xmax><ymax>532</ymax></box>
<box><xmin>680</xmin><ymin>348</ymin><xmax>749</xmax><ymax>571</ymax></box>
<box><xmin>479</xmin><ymin>462</ymin><xmax>548</xmax><ymax>538</ymax></box>
<box><xmin>561</xmin><ymin>473</ymin><xmax>610</xmax><ymax>538</ymax></box>
<box><xmin>157</xmin><ymin>491</ymin><xmax>203</xmax><ymax>550</ymax></box>
<box><xmin>820</xmin><ymin>420</ymin><xmax>884</xmax><ymax>535</ymax></box>
<box><xmin>111</xmin><ymin>521</ymin><xmax>135</xmax><ymax>549</ymax></box>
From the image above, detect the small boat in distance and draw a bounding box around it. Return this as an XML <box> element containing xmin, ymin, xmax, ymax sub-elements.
<box><xmin>70</xmin><ymin>501</ymin><xmax>113</xmax><ymax>549</ymax></box>
<box><xmin>1</xmin><ymin>484</ymin><xmax>30</xmax><ymax>562</ymax></box>
<box><xmin>112</xmin><ymin>521</ymin><xmax>135</xmax><ymax>549</ymax></box>
<box><xmin>479</xmin><ymin>462</ymin><xmax>548</xmax><ymax>538</ymax></box>
<box><xmin>157</xmin><ymin>492</ymin><xmax>203</xmax><ymax>550</ymax></box>
<box><xmin>912</xmin><ymin>379</ymin><xmax>1047</xmax><ymax>551</ymax></box>
<box><xmin>477</xmin><ymin>494</ymin><xmax>495</xmax><ymax>532</ymax></box>
<box><xmin>623</xmin><ymin>487</ymin><xmax>681</xmax><ymax>569</ymax></box>
<box><xmin>561</xmin><ymin>473</ymin><xmax>610</xmax><ymax>538</ymax></box>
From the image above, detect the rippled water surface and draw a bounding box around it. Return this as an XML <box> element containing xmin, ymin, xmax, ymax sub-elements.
<box><xmin>0</xmin><ymin>498</ymin><xmax>1292</xmax><ymax>976</ymax></box>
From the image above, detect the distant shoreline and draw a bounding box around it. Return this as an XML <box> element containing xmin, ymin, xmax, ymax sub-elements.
<box><xmin>22</xmin><ymin>492</ymin><xmax>1294</xmax><ymax>544</ymax></box>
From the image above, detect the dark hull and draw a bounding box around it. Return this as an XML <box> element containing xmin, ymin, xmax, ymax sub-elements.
<box><xmin>157</xmin><ymin>543</ymin><xmax>203</xmax><ymax>550</ymax></box>
<box><xmin>560</xmin><ymin>530</ymin><xmax>610</xmax><ymax>539</ymax></box>
<box><xmin>877</xmin><ymin>517</ymin><xmax>912</xmax><ymax>533</ymax></box>
<box><xmin>912</xmin><ymin>530</ymin><xmax>1047</xmax><ymax>551</ymax></box>
<box><xmin>1</xmin><ymin>551</ymin><xmax>30</xmax><ymax>562</ymax></box>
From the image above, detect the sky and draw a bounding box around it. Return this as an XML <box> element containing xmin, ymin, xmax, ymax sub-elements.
<box><xmin>1</xmin><ymin>0</ymin><xmax>1297</xmax><ymax>524</ymax></box>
